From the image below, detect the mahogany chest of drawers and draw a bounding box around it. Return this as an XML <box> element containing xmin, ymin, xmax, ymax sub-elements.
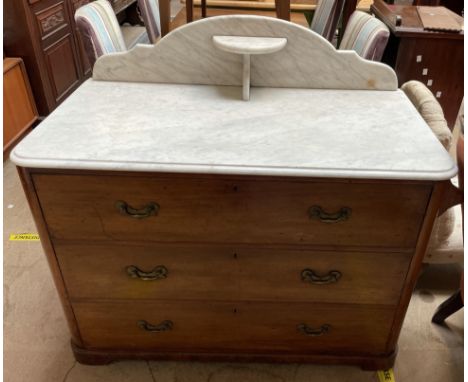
<box><xmin>16</xmin><ymin>168</ymin><xmax>445</xmax><ymax>369</ymax></box>
<box><xmin>12</xmin><ymin>15</ymin><xmax>457</xmax><ymax>370</ymax></box>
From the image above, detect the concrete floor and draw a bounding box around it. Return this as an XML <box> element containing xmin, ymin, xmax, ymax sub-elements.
<box><xmin>3</xmin><ymin>157</ymin><xmax>464</xmax><ymax>381</ymax></box>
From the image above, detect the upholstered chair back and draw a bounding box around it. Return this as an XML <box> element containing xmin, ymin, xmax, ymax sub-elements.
<box><xmin>137</xmin><ymin>0</ymin><xmax>161</xmax><ymax>43</ymax></box>
<box><xmin>75</xmin><ymin>0</ymin><xmax>127</xmax><ymax>67</ymax></box>
<box><xmin>401</xmin><ymin>80</ymin><xmax>461</xmax><ymax>263</ymax></box>
<box><xmin>339</xmin><ymin>11</ymin><xmax>390</xmax><ymax>61</ymax></box>
<box><xmin>310</xmin><ymin>0</ymin><xmax>344</xmax><ymax>42</ymax></box>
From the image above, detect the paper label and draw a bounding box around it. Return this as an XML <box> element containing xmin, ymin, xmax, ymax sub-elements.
<box><xmin>377</xmin><ymin>369</ymin><xmax>396</xmax><ymax>382</ymax></box>
<box><xmin>9</xmin><ymin>233</ymin><xmax>40</xmax><ymax>241</ymax></box>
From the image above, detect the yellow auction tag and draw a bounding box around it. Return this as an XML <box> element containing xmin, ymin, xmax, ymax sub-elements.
<box><xmin>377</xmin><ymin>369</ymin><xmax>396</xmax><ymax>382</ymax></box>
<box><xmin>9</xmin><ymin>233</ymin><xmax>40</xmax><ymax>241</ymax></box>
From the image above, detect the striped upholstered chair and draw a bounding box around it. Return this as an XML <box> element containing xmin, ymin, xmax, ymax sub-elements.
<box><xmin>75</xmin><ymin>0</ymin><xmax>148</xmax><ymax>68</ymax></box>
<box><xmin>310</xmin><ymin>0</ymin><xmax>345</xmax><ymax>42</ymax></box>
<box><xmin>137</xmin><ymin>0</ymin><xmax>161</xmax><ymax>43</ymax></box>
<box><xmin>338</xmin><ymin>11</ymin><xmax>390</xmax><ymax>61</ymax></box>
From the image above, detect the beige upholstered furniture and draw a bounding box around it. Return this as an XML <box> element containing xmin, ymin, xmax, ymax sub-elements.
<box><xmin>401</xmin><ymin>80</ymin><xmax>463</xmax><ymax>264</ymax></box>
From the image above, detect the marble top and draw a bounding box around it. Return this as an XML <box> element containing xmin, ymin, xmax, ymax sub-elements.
<box><xmin>11</xmin><ymin>80</ymin><xmax>456</xmax><ymax>181</ymax></box>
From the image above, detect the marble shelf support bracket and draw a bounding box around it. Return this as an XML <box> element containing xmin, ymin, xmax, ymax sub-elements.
<box><xmin>212</xmin><ymin>35</ymin><xmax>288</xmax><ymax>101</ymax></box>
<box><xmin>243</xmin><ymin>54</ymin><xmax>250</xmax><ymax>100</ymax></box>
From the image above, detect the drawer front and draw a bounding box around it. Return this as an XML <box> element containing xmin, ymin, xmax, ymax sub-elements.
<box><xmin>34</xmin><ymin>174</ymin><xmax>431</xmax><ymax>248</ymax></box>
<box><xmin>73</xmin><ymin>300</ymin><xmax>394</xmax><ymax>354</ymax></box>
<box><xmin>56</xmin><ymin>243</ymin><xmax>411</xmax><ymax>305</ymax></box>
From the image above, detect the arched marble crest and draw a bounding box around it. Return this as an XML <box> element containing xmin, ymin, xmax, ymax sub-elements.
<box><xmin>93</xmin><ymin>15</ymin><xmax>397</xmax><ymax>91</ymax></box>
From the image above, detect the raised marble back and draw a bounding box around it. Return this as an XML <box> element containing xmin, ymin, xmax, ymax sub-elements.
<box><xmin>92</xmin><ymin>15</ymin><xmax>397</xmax><ymax>91</ymax></box>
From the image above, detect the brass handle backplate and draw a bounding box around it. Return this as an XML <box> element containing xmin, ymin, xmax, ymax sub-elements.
<box><xmin>297</xmin><ymin>323</ymin><xmax>331</xmax><ymax>336</ymax></box>
<box><xmin>126</xmin><ymin>265</ymin><xmax>168</xmax><ymax>281</ymax></box>
<box><xmin>138</xmin><ymin>320</ymin><xmax>173</xmax><ymax>332</ymax></box>
<box><xmin>308</xmin><ymin>205</ymin><xmax>351</xmax><ymax>223</ymax></box>
<box><xmin>301</xmin><ymin>269</ymin><xmax>341</xmax><ymax>285</ymax></box>
<box><xmin>116</xmin><ymin>200</ymin><xmax>159</xmax><ymax>219</ymax></box>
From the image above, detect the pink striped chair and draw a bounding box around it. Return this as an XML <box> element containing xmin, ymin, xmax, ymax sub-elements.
<box><xmin>75</xmin><ymin>0</ymin><xmax>149</xmax><ymax>68</ymax></box>
<box><xmin>310</xmin><ymin>0</ymin><xmax>345</xmax><ymax>42</ymax></box>
<box><xmin>137</xmin><ymin>0</ymin><xmax>161</xmax><ymax>43</ymax></box>
<box><xmin>339</xmin><ymin>11</ymin><xmax>390</xmax><ymax>61</ymax></box>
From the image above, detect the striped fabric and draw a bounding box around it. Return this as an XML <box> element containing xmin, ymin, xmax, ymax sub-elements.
<box><xmin>75</xmin><ymin>0</ymin><xmax>126</xmax><ymax>67</ymax></box>
<box><xmin>137</xmin><ymin>0</ymin><xmax>161</xmax><ymax>43</ymax></box>
<box><xmin>310</xmin><ymin>0</ymin><xmax>340</xmax><ymax>41</ymax></box>
<box><xmin>339</xmin><ymin>11</ymin><xmax>390</xmax><ymax>61</ymax></box>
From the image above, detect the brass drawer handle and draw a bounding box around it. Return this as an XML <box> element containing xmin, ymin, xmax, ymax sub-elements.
<box><xmin>126</xmin><ymin>265</ymin><xmax>168</xmax><ymax>281</ymax></box>
<box><xmin>297</xmin><ymin>323</ymin><xmax>331</xmax><ymax>336</ymax></box>
<box><xmin>116</xmin><ymin>200</ymin><xmax>159</xmax><ymax>219</ymax></box>
<box><xmin>301</xmin><ymin>269</ymin><xmax>341</xmax><ymax>285</ymax></box>
<box><xmin>138</xmin><ymin>320</ymin><xmax>173</xmax><ymax>332</ymax></box>
<box><xmin>308</xmin><ymin>205</ymin><xmax>351</xmax><ymax>223</ymax></box>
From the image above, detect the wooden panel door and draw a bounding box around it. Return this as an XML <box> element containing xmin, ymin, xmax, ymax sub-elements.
<box><xmin>43</xmin><ymin>33</ymin><xmax>81</xmax><ymax>102</ymax></box>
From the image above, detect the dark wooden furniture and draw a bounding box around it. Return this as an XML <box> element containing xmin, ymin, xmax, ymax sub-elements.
<box><xmin>3</xmin><ymin>0</ymin><xmax>94</xmax><ymax>117</ymax></box>
<box><xmin>3</xmin><ymin>58</ymin><xmax>38</xmax><ymax>158</ymax></box>
<box><xmin>3</xmin><ymin>0</ymin><xmax>151</xmax><ymax>117</ymax></box>
<box><xmin>371</xmin><ymin>0</ymin><xmax>464</xmax><ymax>128</ymax></box>
<box><xmin>412</xmin><ymin>0</ymin><xmax>463</xmax><ymax>16</ymax></box>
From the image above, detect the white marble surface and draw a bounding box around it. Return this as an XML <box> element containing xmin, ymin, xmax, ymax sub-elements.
<box><xmin>93</xmin><ymin>15</ymin><xmax>398</xmax><ymax>91</ymax></box>
<box><xmin>212</xmin><ymin>36</ymin><xmax>287</xmax><ymax>55</ymax></box>
<box><xmin>11</xmin><ymin>80</ymin><xmax>456</xmax><ymax>180</ymax></box>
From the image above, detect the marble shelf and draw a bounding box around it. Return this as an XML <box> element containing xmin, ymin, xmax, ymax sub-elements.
<box><xmin>212</xmin><ymin>36</ymin><xmax>288</xmax><ymax>101</ymax></box>
<box><xmin>212</xmin><ymin>36</ymin><xmax>288</xmax><ymax>55</ymax></box>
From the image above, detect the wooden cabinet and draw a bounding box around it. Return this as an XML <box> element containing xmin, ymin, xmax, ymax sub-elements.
<box><xmin>3</xmin><ymin>0</ymin><xmax>142</xmax><ymax>117</ymax></box>
<box><xmin>371</xmin><ymin>0</ymin><xmax>464</xmax><ymax>128</ymax></box>
<box><xmin>4</xmin><ymin>0</ymin><xmax>91</xmax><ymax>117</ymax></box>
<box><xmin>3</xmin><ymin>58</ymin><xmax>38</xmax><ymax>156</ymax></box>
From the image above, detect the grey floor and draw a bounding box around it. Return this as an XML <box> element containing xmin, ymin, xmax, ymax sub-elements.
<box><xmin>3</xmin><ymin>158</ymin><xmax>463</xmax><ymax>381</ymax></box>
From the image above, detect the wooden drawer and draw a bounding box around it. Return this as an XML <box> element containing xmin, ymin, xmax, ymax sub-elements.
<box><xmin>57</xmin><ymin>243</ymin><xmax>411</xmax><ymax>305</ymax></box>
<box><xmin>34</xmin><ymin>174</ymin><xmax>431</xmax><ymax>248</ymax></box>
<box><xmin>73</xmin><ymin>300</ymin><xmax>395</xmax><ymax>354</ymax></box>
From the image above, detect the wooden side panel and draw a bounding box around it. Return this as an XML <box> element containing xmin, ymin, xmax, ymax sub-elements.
<box><xmin>3</xmin><ymin>58</ymin><xmax>38</xmax><ymax>153</ymax></box>
<box><xmin>17</xmin><ymin>168</ymin><xmax>84</xmax><ymax>346</ymax></box>
<box><xmin>385</xmin><ymin>181</ymin><xmax>445</xmax><ymax>353</ymax></box>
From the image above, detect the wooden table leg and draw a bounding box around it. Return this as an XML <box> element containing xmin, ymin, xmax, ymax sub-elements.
<box><xmin>186</xmin><ymin>0</ymin><xmax>193</xmax><ymax>22</ymax></box>
<box><xmin>275</xmin><ymin>0</ymin><xmax>290</xmax><ymax>21</ymax></box>
<box><xmin>159</xmin><ymin>0</ymin><xmax>171</xmax><ymax>36</ymax></box>
<box><xmin>201</xmin><ymin>0</ymin><xmax>207</xmax><ymax>17</ymax></box>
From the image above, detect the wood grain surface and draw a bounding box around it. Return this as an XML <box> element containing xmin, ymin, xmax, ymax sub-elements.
<box><xmin>73</xmin><ymin>300</ymin><xmax>395</xmax><ymax>354</ymax></box>
<box><xmin>33</xmin><ymin>174</ymin><xmax>431</xmax><ymax>248</ymax></box>
<box><xmin>56</xmin><ymin>243</ymin><xmax>412</xmax><ymax>304</ymax></box>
